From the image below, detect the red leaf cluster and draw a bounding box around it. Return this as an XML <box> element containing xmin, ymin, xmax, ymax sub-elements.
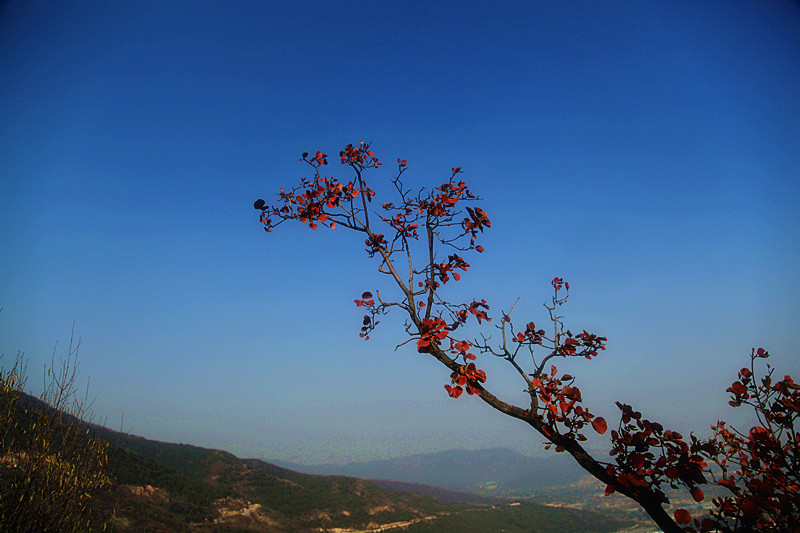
<box><xmin>683</xmin><ymin>348</ymin><xmax>800</xmax><ymax>533</ymax></box>
<box><xmin>515</xmin><ymin>322</ymin><xmax>546</xmax><ymax>345</ymax></box>
<box><xmin>254</xmin><ymin>168</ymin><xmax>365</xmax><ymax>231</ymax></box>
<box><xmin>550</xmin><ymin>276</ymin><xmax>570</xmax><ymax>305</ymax></box>
<box><xmin>302</xmin><ymin>150</ymin><xmax>328</xmax><ymax>166</ymax></box>
<box><xmin>462</xmin><ymin>206</ymin><xmax>490</xmax><ymax>236</ymax></box>
<box><xmin>527</xmin><ymin>366</ymin><xmax>606</xmax><ymax>446</ymax></box>
<box><xmin>416</xmin><ymin>317</ymin><xmax>450</xmax><ymax>352</ymax></box>
<box><xmin>557</xmin><ymin>330</ymin><xmax>607</xmax><ymax>358</ymax></box>
<box><xmin>467</xmin><ymin>299</ymin><xmax>491</xmax><ymax>324</ymax></box>
<box><xmin>605</xmin><ymin>348</ymin><xmax>799</xmax><ymax>532</ymax></box>
<box><xmin>606</xmin><ymin>402</ymin><xmax>710</xmax><ymax>499</ymax></box>
<box><xmin>444</xmin><ymin>340</ymin><xmax>487</xmax><ymax>399</ymax></box>
<box><xmin>379</xmin><ymin>169</ymin><xmax>488</xmax><ymax>258</ymax></box>
<box><xmin>435</xmin><ymin>254</ymin><xmax>470</xmax><ymax>284</ymax></box>
<box><xmin>353</xmin><ymin>291</ymin><xmax>374</xmax><ymax>308</ymax></box>
<box><xmin>380</xmin><ymin>208</ymin><xmax>419</xmax><ymax>239</ymax></box>
<box><xmin>339</xmin><ymin>142</ymin><xmax>382</xmax><ymax>168</ymax></box>
<box><xmin>364</xmin><ymin>233</ymin><xmax>388</xmax><ymax>257</ymax></box>
<box><xmin>417</xmin><ymin>178</ymin><xmax>478</xmax><ymax>219</ymax></box>
<box><xmin>445</xmin><ymin>362</ymin><xmax>486</xmax><ymax>398</ymax></box>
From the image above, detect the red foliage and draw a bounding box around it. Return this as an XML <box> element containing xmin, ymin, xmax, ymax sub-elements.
<box><xmin>676</xmin><ymin>348</ymin><xmax>799</xmax><ymax>533</ymax></box>
<box><xmin>443</xmin><ymin>339</ymin><xmax>486</xmax><ymax>398</ymax></box>
<box><xmin>606</xmin><ymin>402</ymin><xmax>710</xmax><ymax>499</ymax></box>
<box><xmin>416</xmin><ymin>317</ymin><xmax>450</xmax><ymax>351</ymax></box>
<box><xmin>624</xmin><ymin>348</ymin><xmax>799</xmax><ymax>533</ymax></box>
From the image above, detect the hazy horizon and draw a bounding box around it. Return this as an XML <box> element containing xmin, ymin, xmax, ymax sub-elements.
<box><xmin>2</xmin><ymin>1</ymin><xmax>798</xmax><ymax>465</ymax></box>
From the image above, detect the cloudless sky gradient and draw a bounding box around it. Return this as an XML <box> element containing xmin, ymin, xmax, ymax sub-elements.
<box><xmin>1</xmin><ymin>1</ymin><xmax>798</xmax><ymax>464</ymax></box>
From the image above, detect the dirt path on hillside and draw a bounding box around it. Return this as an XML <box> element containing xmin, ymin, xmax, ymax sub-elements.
<box><xmin>319</xmin><ymin>513</ymin><xmax>441</xmax><ymax>532</ymax></box>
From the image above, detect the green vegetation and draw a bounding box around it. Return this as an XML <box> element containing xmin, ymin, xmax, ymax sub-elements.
<box><xmin>405</xmin><ymin>502</ymin><xmax>629</xmax><ymax>533</ymax></box>
<box><xmin>0</xmin><ymin>338</ymin><xmax>112</xmax><ymax>532</ymax></box>
<box><xmin>110</xmin><ymin>446</ymin><xmax>232</xmax><ymax>514</ymax></box>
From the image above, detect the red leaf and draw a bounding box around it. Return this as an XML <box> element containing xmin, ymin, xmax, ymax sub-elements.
<box><xmin>673</xmin><ymin>509</ymin><xmax>691</xmax><ymax>524</ymax></box>
<box><xmin>592</xmin><ymin>417</ymin><xmax>608</xmax><ymax>434</ymax></box>
<box><xmin>742</xmin><ymin>498</ymin><xmax>758</xmax><ymax>515</ymax></box>
<box><xmin>362</xmin><ymin>291</ymin><xmax>373</xmax><ymax>299</ymax></box>
<box><xmin>444</xmin><ymin>384</ymin><xmax>463</xmax><ymax>399</ymax></box>
<box><xmin>604</xmin><ymin>484</ymin><xmax>615</xmax><ymax>496</ymax></box>
<box><xmin>729</xmin><ymin>381</ymin><xmax>747</xmax><ymax>395</ymax></box>
<box><xmin>701</xmin><ymin>518</ymin><xmax>715</xmax><ymax>530</ymax></box>
<box><xmin>691</xmin><ymin>486</ymin><xmax>704</xmax><ymax>502</ymax></box>
<box><xmin>475</xmin><ymin>245</ymin><xmax>484</xmax><ymax>253</ymax></box>
<box><xmin>630</xmin><ymin>453</ymin><xmax>645</xmax><ymax>469</ymax></box>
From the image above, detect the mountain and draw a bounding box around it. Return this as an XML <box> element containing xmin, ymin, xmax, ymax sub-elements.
<box><xmin>268</xmin><ymin>447</ymin><xmax>588</xmax><ymax>497</ymax></box>
<box><xmin>96</xmin><ymin>432</ymin><xmax>632</xmax><ymax>532</ymax></box>
<box><xmin>5</xmin><ymin>390</ymin><xmax>633</xmax><ymax>532</ymax></box>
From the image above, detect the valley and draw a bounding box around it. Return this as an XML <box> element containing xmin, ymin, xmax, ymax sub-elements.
<box><xmin>91</xmin><ymin>424</ymin><xmax>635</xmax><ymax>532</ymax></box>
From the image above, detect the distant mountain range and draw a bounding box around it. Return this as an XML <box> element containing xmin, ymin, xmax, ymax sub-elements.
<box><xmin>268</xmin><ymin>447</ymin><xmax>588</xmax><ymax>497</ymax></box>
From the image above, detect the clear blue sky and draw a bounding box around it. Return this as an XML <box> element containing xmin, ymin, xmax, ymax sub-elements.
<box><xmin>1</xmin><ymin>1</ymin><xmax>798</xmax><ymax>464</ymax></box>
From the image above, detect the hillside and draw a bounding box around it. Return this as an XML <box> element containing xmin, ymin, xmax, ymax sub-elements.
<box><xmin>97</xmin><ymin>429</ymin><xmax>630</xmax><ymax>532</ymax></box>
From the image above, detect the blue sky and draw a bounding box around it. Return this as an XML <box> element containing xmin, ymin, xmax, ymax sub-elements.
<box><xmin>1</xmin><ymin>1</ymin><xmax>798</xmax><ymax>464</ymax></box>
